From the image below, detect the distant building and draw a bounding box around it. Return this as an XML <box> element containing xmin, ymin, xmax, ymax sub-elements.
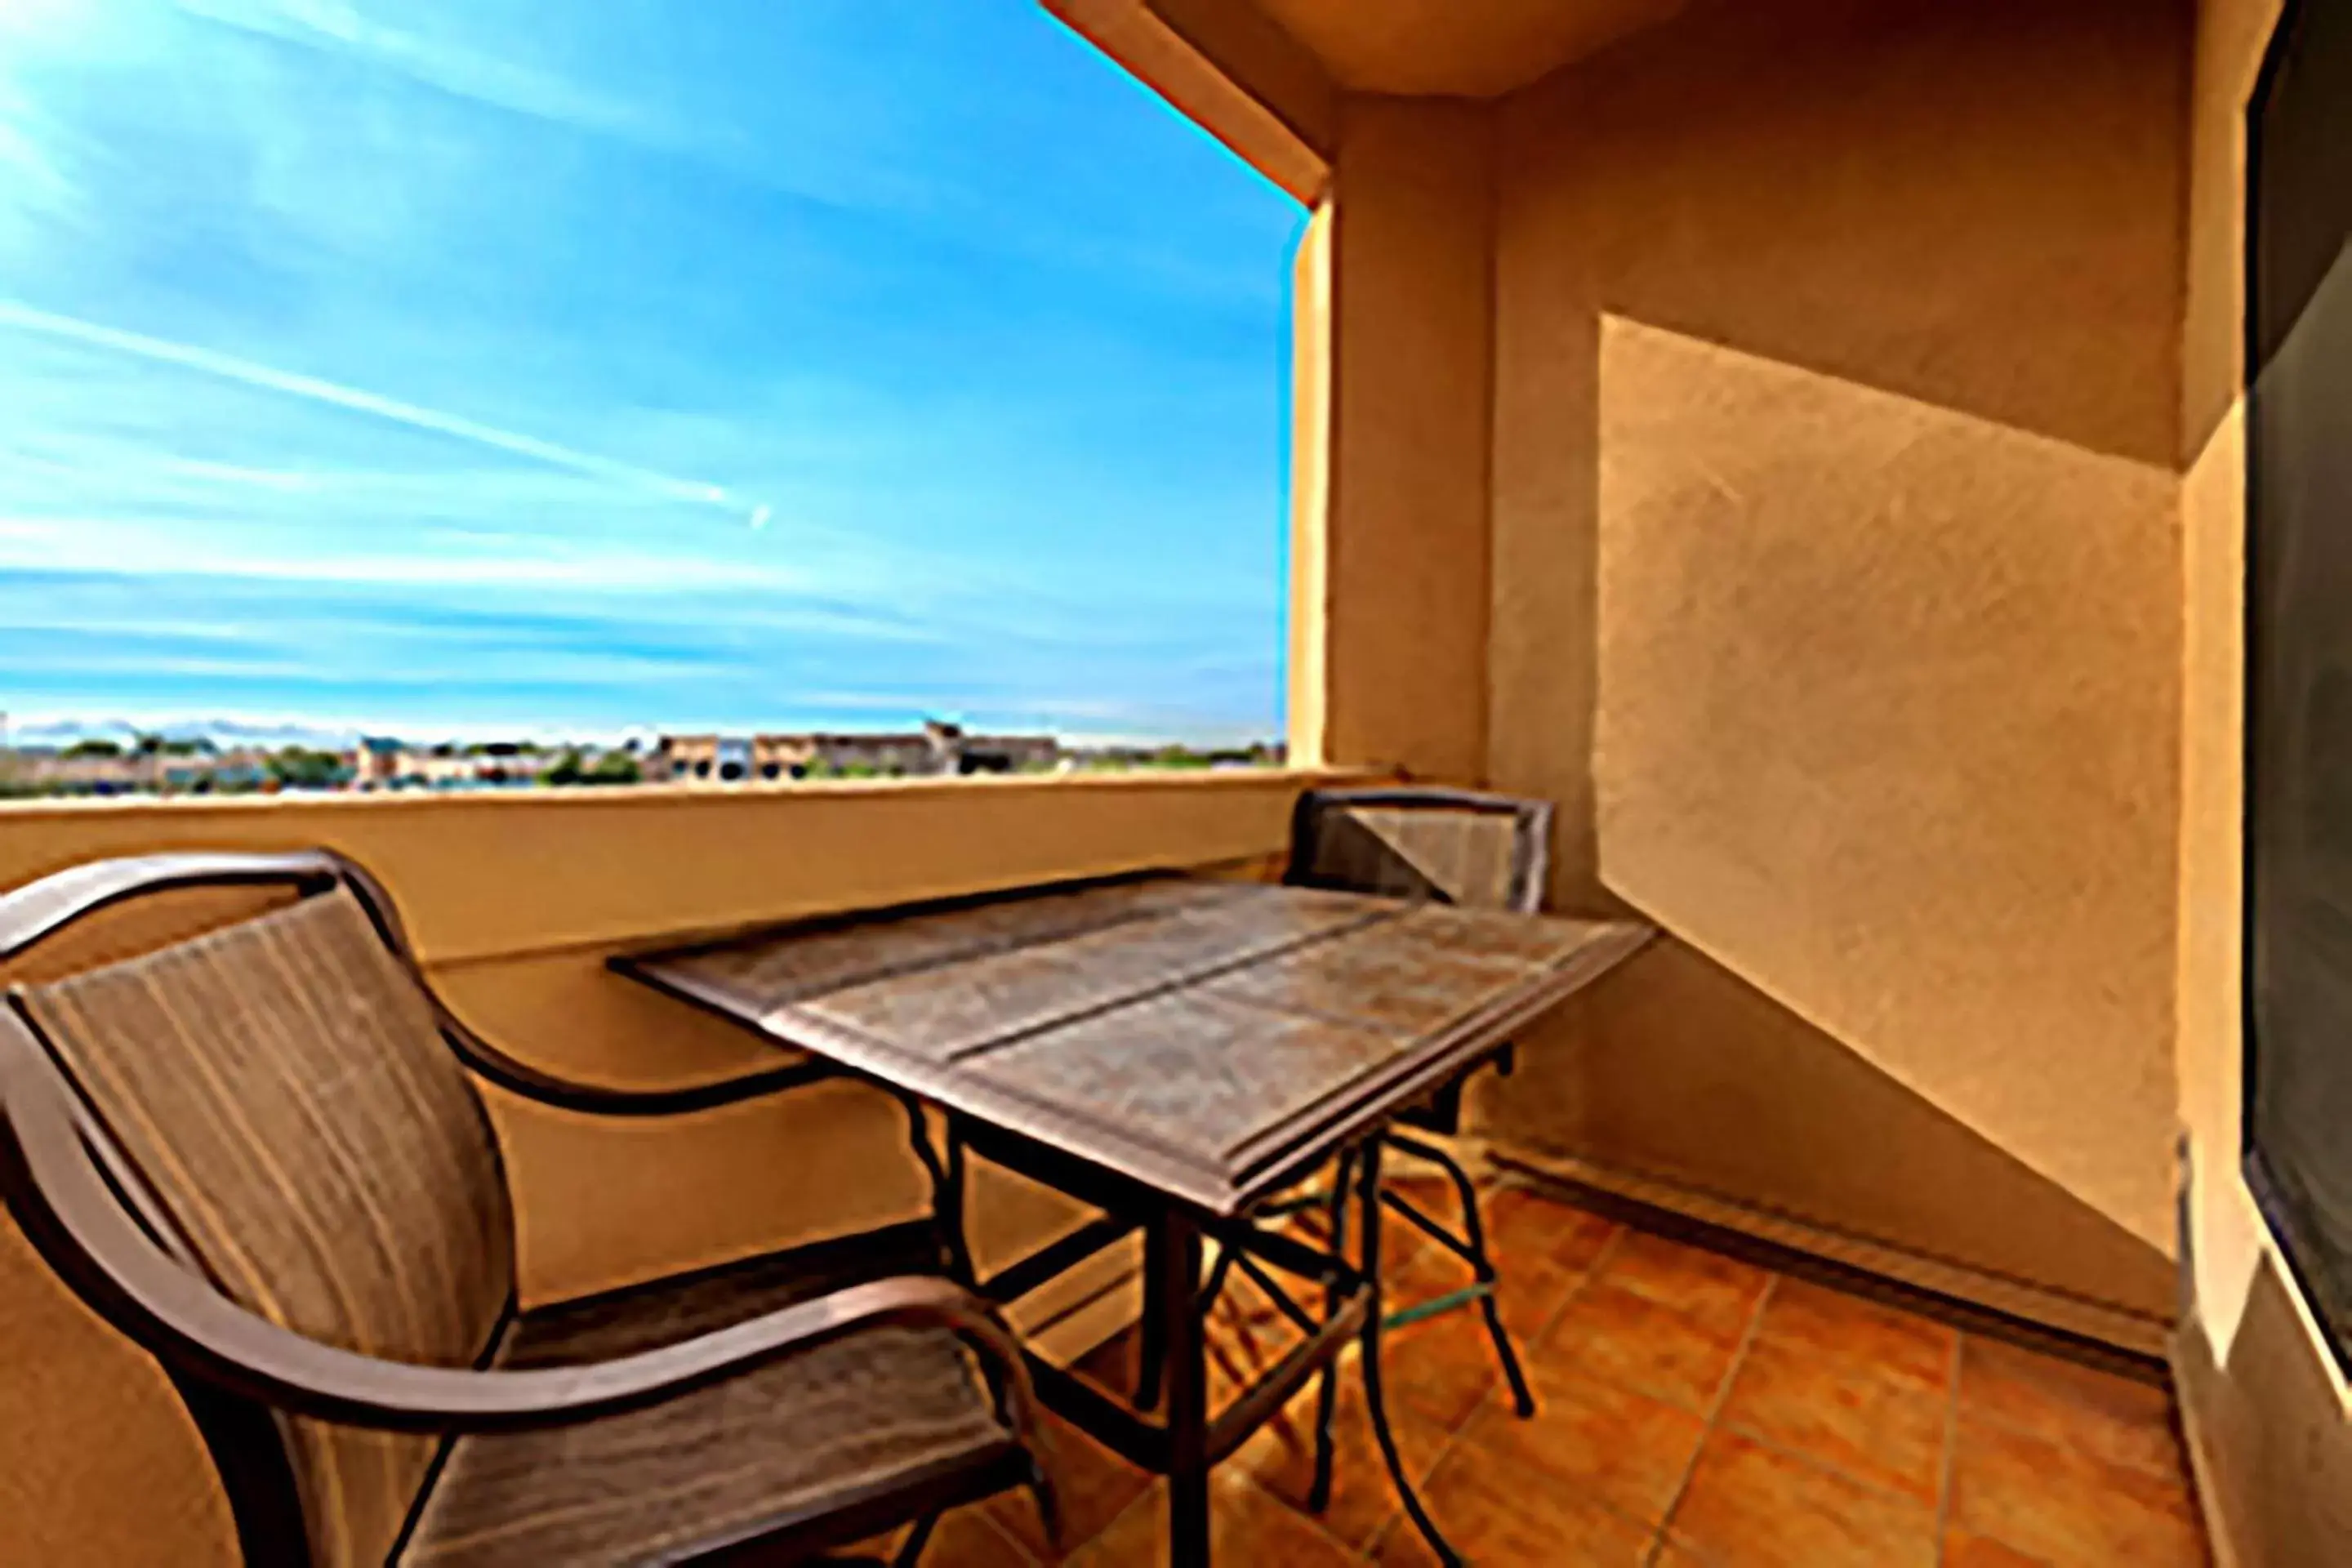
<box><xmin>647</xmin><ymin>735</ymin><xmax>719</xmax><ymax>782</ymax></box>
<box><xmin>357</xmin><ymin>742</ymin><xmax>554</xmax><ymax>791</ymax></box>
<box><xmin>163</xmin><ymin>749</ymin><xmax>271</xmax><ymax>791</ymax></box>
<box><xmin>467</xmin><ymin>742</ymin><xmax>549</xmax><ymax>786</ymax></box>
<box><xmin>399</xmin><ymin>748</ymin><xmax>483</xmax><ymax>789</ymax></box>
<box><xmin>351</xmin><ymin>737</ymin><xmax>403</xmax><ymax>789</ymax></box>
<box><xmin>653</xmin><ymin>721</ymin><xmax>1059</xmax><ymax>783</ymax></box>
<box><xmin>758</xmin><ymin>720</ymin><xmax>1058</xmax><ymax>779</ymax></box>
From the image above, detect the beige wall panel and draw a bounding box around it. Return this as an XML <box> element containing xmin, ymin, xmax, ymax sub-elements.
<box><xmin>1147</xmin><ymin>0</ymin><xmax>1338</xmax><ymax>149</ymax></box>
<box><xmin>2176</xmin><ymin>1252</ymin><xmax>2352</xmax><ymax>1568</ymax></box>
<box><xmin>1492</xmin><ymin>0</ymin><xmax>2192</xmax><ymax>908</ymax></box>
<box><xmin>1593</xmin><ymin>318</ymin><xmax>2183</xmax><ymax>1255</ymax></box>
<box><xmin>1253</xmin><ymin>0</ymin><xmax>1687</xmax><ymax>97</ymax></box>
<box><xmin>1320</xmin><ymin>96</ymin><xmax>1493</xmax><ymax>782</ymax></box>
<box><xmin>0</xmin><ymin>1218</ymin><xmax>237</xmax><ymax>1568</ymax></box>
<box><xmin>2180</xmin><ymin>408</ymin><xmax>2262</xmax><ymax>1354</ymax></box>
<box><xmin>1484</xmin><ymin>0</ymin><xmax>2193</xmax><ymax>1314</ymax></box>
<box><xmin>0</xmin><ymin>772</ymin><xmax>1317</xmax><ymax>966</ymax></box>
<box><xmin>1289</xmin><ymin>200</ymin><xmax>1335</xmax><ymax>767</ymax></box>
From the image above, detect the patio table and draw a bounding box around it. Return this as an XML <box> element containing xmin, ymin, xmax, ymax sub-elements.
<box><xmin>614</xmin><ymin>871</ymin><xmax>1651</xmax><ymax>1566</ymax></box>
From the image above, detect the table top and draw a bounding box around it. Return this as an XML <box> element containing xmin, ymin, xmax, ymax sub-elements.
<box><xmin>617</xmin><ymin>874</ymin><xmax>1652</xmax><ymax>1216</ymax></box>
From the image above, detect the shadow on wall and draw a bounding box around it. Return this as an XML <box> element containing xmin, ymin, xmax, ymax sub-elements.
<box><xmin>1474</xmin><ymin>937</ymin><xmax>2179</xmax><ymax>1324</ymax></box>
<box><xmin>1506</xmin><ymin>0</ymin><xmax>2190</xmax><ymax>469</ymax></box>
<box><xmin>1480</xmin><ymin>0</ymin><xmax>2191</xmax><ymax>1308</ymax></box>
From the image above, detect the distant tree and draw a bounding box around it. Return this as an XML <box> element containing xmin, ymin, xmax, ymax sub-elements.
<box><xmin>266</xmin><ymin>746</ymin><xmax>344</xmax><ymax>790</ymax></box>
<box><xmin>133</xmin><ymin>732</ymin><xmax>166</xmax><ymax>756</ymax></box>
<box><xmin>540</xmin><ymin>748</ymin><xmax>587</xmax><ymax>787</ymax></box>
<box><xmin>62</xmin><ymin>738</ymin><xmax>122</xmax><ymax>759</ymax></box>
<box><xmin>586</xmin><ymin>751</ymin><xmax>642</xmax><ymax>786</ymax></box>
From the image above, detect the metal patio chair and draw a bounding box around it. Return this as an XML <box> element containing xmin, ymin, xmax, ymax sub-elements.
<box><xmin>1134</xmin><ymin>786</ymin><xmax>1553</xmax><ymax>1509</ymax></box>
<box><xmin>1285</xmin><ymin>786</ymin><xmax>1552</xmax><ymax>1499</ymax></box>
<box><xmin>0</xmin><ymin>850</ymin><xmax>1058</xmax><ymax>1567</ymax></box>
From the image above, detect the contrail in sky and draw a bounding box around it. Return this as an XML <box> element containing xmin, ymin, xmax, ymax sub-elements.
<box><xmin>0</xmin><ymin>297</ymin><xmax>766</xmax><ymax>522</ymax></box>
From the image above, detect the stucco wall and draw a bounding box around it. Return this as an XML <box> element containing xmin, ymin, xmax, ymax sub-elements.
<box><xmin>1298</xmin><ymin>95</ymin><xmax>1494</xmax><ymax>782</ymax></box>
<box><xmin>1476</xmin><ymin>0</ymin><xmax>2192</xmax><ymax>1321</ymax></box>
<box><xmin>1043</xmin><ymin>0</ymin><xmax>1334</xmax><ymax>203</ymax></box>
<box><xmin>0</xmin><ymin>773</ymin><xmax>1321</xmax><ymax>1566</ymax></box>
<box><xmin>2172</xmin><ymin>0</ymin><xmax>2352</xmax><ymax>1561</ymax></box>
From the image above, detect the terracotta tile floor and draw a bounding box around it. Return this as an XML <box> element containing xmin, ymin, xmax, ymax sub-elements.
<box><xmin>849</xmin><ymin>1176</ymin><xmax>2211</xmax><ymax>1566</ymax></box>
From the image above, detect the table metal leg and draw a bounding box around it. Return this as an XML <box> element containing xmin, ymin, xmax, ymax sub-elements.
<box><xmin>1136</xmin><ymin>1218</ymin><xmax>1169</xmax><ymax>1411</ymax></box>
<box><xmin>1150</xmin><ymin>1209</ymin><xmax>1211</xmax><ymax>1566</ymax></box>
<box><xmin>1356</xmin><ymin>1143</ymin><xmax>1460</xmax><ymax>1566</ymax></box>
<box><xmin>901</xmin><ymin>1095</ymin><xmax>973</xmax><ymax>1284</ymax></box>
<box><xmin>1307</xmin><ymin>1147</ymin><xmax>1356</xmax><ymax>1512</ymax></box>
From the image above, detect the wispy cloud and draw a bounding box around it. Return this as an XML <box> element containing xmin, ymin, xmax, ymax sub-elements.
<box><xmin>176</xmin><ymin>0</ymin><xmax>660</xmax><ymax>140</ymax></box>
<box><xmin>0</xmin><ymin>519</ymin><xmax>805</xmax><ymax>592</ymax></box>
<box><xmin>0</xmin><ymin>298</ymin><xmax>766</xmax><ymax>522</ymax></box>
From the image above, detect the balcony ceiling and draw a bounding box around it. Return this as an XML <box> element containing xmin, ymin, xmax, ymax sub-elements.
<box><xmin>1250</xmin><ymin>0</ymin><xmax>1688</xmax><ymax>97</ymax></box>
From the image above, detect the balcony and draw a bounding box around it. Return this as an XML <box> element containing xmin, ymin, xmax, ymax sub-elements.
<box><xmin>0</xmin><ymin>766</ymin><xmax>2218</xmax><ymax>1566</ymax></box>
<box><xmin>0</xmin><ymin>0</ymin><xmax>2332</xmax><ymax>1564</ymax></box>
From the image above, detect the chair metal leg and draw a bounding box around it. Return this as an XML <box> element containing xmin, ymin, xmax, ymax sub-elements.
<box><xmin>890</xmin><ymin>1512</ymin><xmax>938</xmax><ymax>1567</ymax></box>
<box><xmin>1307</xmin><ymin>1147</ymin><xmax>1356</xmax><ymax>1513</ymax></box>
<box><xmin>899</xmin><ymin>1096</ymin><xmax>973</xmax><ymax>1285</ymax></box>
<box><xmin>1024</xmin><ymin>1449</ymin><xmax>1064</xmax><ymax>1552</ymax></box>
<box><xmin>1354</xmin><ymin>1143</ymin><xmax>1459</xmax><ymax>1566</ymax></box>
<box><xmin>1195</xmin><ymin>1240</ymin><xmax>1240</xmax><ymax>1320</ymax></box>
<box><xmin>1389</xmin><ymin>1133</ymin><xmax>1535</xmax><ymax>1419</ymax></box>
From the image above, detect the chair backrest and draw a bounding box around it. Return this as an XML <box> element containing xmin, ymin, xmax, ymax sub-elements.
<box><xmin>1287</xmin><ymin>786</ymin><xmax>1553</xmax><ymax>913</ymax></box>
<box><xmin>10</xmin><ymin>878</ymin><xmax>514</xmax><ymax>1568</ymax></box>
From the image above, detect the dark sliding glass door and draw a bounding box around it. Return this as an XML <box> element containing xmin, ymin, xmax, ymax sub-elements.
<box><xmin>2245</xmin><ymin>0</ymin><xmax>2352</xmax><ymax>1369</ymax></box>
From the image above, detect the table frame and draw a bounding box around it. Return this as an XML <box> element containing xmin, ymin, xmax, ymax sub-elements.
<box><xmin>614</xmin><ymin>873</ymin><xmax>1652</xmax><ymax>1565</ymax></box>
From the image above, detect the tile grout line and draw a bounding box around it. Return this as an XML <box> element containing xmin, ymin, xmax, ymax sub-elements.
<box><xmin>1930</xmin><ymin>1330</ymin><xmax>1967</xmax><ymax>1565</ymax></box>
<box><xmin>1691</xmin><ymin>1343</ymin><xmax>1981</xmax><ymax>1517</ymax></box>
<box><xmin>1237</xmin><ymin>1467</ymin><xmax>1374</xmax><ymax>1565</ymax></box>
<box><xmin>1513</xmin><ymin>1220</ymin><xmax>1704</xmax><ymax>1558</ymax></box>
<box><xmin>1642</xmin><ymin>1270</ymin><xmax>1780</xmax><ymax>1566</ymax></box>
<box><xmin>978</xmin><ymin>1497</ymin><xmax>1050</xmax><ymax>1566</ymax></box>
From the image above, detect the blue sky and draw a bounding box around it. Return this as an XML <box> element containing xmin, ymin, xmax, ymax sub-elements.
<box><xmin>0</xmin><ymin>0</ymin><xmax>1304</xmax><ymax>746</ymax></box>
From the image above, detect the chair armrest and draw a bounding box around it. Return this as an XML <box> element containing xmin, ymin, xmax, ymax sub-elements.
<box><xmin>194</xmin><ymin>1267</ymin><xmax>1031</xmax><ymax>1438</ymax></box>
<box><xmin>0</xmin><ymin>1027</ymin><xmax>1038</xmax><ymax>1438</ymax></box>
<box><xmin>436</xmin><ymin>1018</ymin><xmax>835</xmax><ymax>1118</ymax></box>
<box><xmin>0</xmin><ymin>851</ymin><xmax>344</xmax><ymax>959</ymax></box>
